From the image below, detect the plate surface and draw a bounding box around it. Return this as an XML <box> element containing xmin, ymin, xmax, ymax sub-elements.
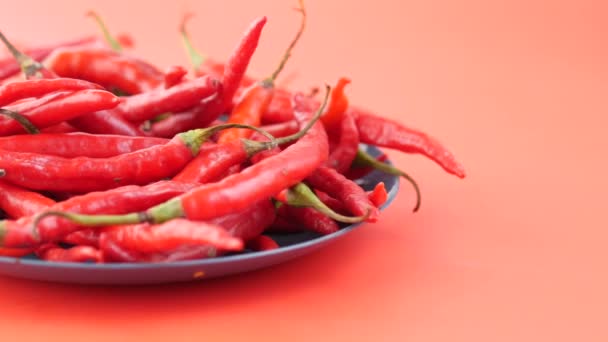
<box><xmin>0</xmin><ymin>146</ymin><xmax>399</xmax><ymax>284</ymax></box>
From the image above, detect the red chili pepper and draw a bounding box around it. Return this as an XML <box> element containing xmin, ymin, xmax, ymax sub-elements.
<box><xmin>246</xmin><ymin>235</ymin><xmax>279</xmax><ymax>251</ymax></box>
<box><xmin>280</xmin><ymin>204</ymin><xmax>339</xmax><ymax>235</ymax></box>
<box><xmin>306</xmin><ymin>166</ymin><xmax>379</xmax><ymax>222</ymax></box>
<box><xmin>69</xmin><ymin>110</ymin><xmax>142</xmax><ymax>136</ymax></box>
<box><xmin>0</xmin><ymin>180</ymin><xmax>55</xmax><ymax>219</ymax></box>
<box><xmin>40</xmin><ymin>123</ymin><xmax>78</xmax><ymax>134</ymax></box>
<box><xmin>46</xmin><ymin>47</ymin><xmax>164</xmax><ymax>94</ymax></box>
<box><xmin>344</xmin><ymin>152</ymin><xmax>388</xmax><ymax>180</ymax></box>
<box><xmin>0</xmin><ymin>247</ymin><xmax>34</xmax><ymax>257</ymax></box>
<box><xmin>368</xmin><ymin>182</ymin><xmax>388</xmax><ymax>208</ymax></box>
<box><xmin>0</xmin><ymin>124</ymin><xmax>250</xmax><ymax>191</ymax></box>
<box><xmin>326</xmin><ymin>112</ymin><xmax>359</xmax><ymax>174</ymax></box>
<box><xmin>36</xmin><ymin>243</ymin><xmax>101</xmax><ymax>263</ymax></box>
<box><xmin>163</xmin><ymin>65</ymin><xmax>188</xmax><ymax>88</ymax></box>
<box><xmin>172</xmin><ymin>141</ymin><xmax>248</xmax><ymax>184</ymax></box>
<box><xmin>63</xmin><ymin>228</ymin><xmax>99</xmax><ymax>247</ymax></box>
<box><xmin>118</xmin><ymin>75</ymin><xmax>221</xmax><ymax>123</ymax></box>
<box><xmin>0</xmin><ymin>89</ymin><xmax>120</xmax><ymax>135</ymax></box>
<box><xmin>321</xmin><ymin>77</ymin><xmax>350</xmax><ymax>131</ymax></box>
<box><xmin>266</xmin><ymin>214</ymin><xmax>301</xmax><ymax>233</ymax></box>
<box><xmin>0</xmin><ymin>133</ymin><xmax>168</xmax><ymax>158</ymax></box>
<box><xmin>148</xmin><ymin>110</ymin><xmax>200</xmax><ymax>138</ymax></box>
<box><xmin>217</xmin><ymin>1</ymin><xmax>306</xmax><ymax>143</ymax></box>
<box><xmin>0</xmin><ymin>78</ymin><xmax>102</xmax><ymax>107</ymax></box>
<box><xmin>314</xmin><ymin>190</ymin><xmax>348</xmax><ymax>214</ymax></box>
<box><xmin>351</xmin><ymin>109</ymin><xmax>466</xmax><ymax>178</ymax></box>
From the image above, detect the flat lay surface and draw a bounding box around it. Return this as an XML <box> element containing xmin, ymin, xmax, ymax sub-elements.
<box><xmin>0</xmin><ymin>0</ymin><xmax>606</xmax><ymax>341</ymax></box>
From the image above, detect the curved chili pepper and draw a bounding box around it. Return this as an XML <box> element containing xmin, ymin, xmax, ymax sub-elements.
<box><xmin>0</xmin><ymin>123</ymin><xmax>261</xmax><ymax>191</ymax></box>
<box><xmin>35</xmin><ymin>89</ymin><xmax>330</xmax><ymax>229</ymax></box>
<box><xmin>0</xmin><ymin>180</ymin><xmax>55</xmax><ymax>219</ymax></box>
<box><xmin>69</xmin><ymin>110</ymin><xmax>142</xmax><ymax>136</ymax></box>
<box><xmin>321</xmin><ymin>77</ymin><xmax>350</xmax><ymax>131</ymax></box>
<box><xmin>0</xmin><ymin>78</ymin><xmax>102</xmax><ymax>107</ymax></box>
<box><xmin>46</xmin><ymin>47</ymin><xmax>163</xmax><ymax>94</ymax></box>
<box><xmin>217</xmin><ymin>0</ymin><xmax>306</xmax><ymax>143</ymax></box>
<box><xmin>163</xmin><ymin>65</ymin><xmax>188</xmax><ymax>88</ymax></box>
<box><xmin>0</xmin><ymin>89</ymin><xmax>119</xmax><ymax>135</ymax></box>
<box><xmin>326</xmin><ymin>112</ymin><xmax>359</xmax><ymax>173</ymax></box>
<box><xmin>0</xmin><ymin>133</ymin><xmax>168</xmax><ymax>158</ymax></box>
<box><xmin>119</xmin><ymin>75</ymin><xmax>221</xmax><ymax>122</ymax></box>
<box><xmin>351</xmin><ymin>109</ymin><xmax>466</xmax><ymax>178</ymax></box>
<box><xmin>36</xmin><ymin>243</ymin><xmax>101</xmax><ymax>263</ymax></box>
<box><xmin>246</xmin><ymin>235</ymin><xmax>279</xmax><ymax>251</ymax></box>
<box><xmin>306</xmin><ymin>166</ymin><xmax>379</xmax><ymax>222</ymax></box>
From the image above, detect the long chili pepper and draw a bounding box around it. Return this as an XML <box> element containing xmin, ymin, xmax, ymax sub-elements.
<box><xmin>0</xmin><ymin>180</ymin><xmax>55</xmax><ymax>219</ymax></box>
<box><xmin>36</xmin><ymin>243</ymin><xmax>101</xmax><ymax>263</ymax></box>
<box><xmin>0</xmin><ymin>181</ymin><xmax>199</xmax><ymax>247</ymax></box>
<box><xmin>306</xmin><ymin>166</ymin><xmax>380</xmax><ymax>222</ymax></box>
<box><xmin>47</xmin><ymin>47</ymin><xmax>164</xmax><ymax>94</ymax></box>
<box><xmin>33</xmin><ymin>89</ymin><xmax>330</xmax><ymax>229</ymax></box>
<box><xmin>102</xmin><ymin>199</ymin><xmax>275</xmax><ymax>262</ymax></box>
<box><xmin>353</xmin><ymin>148</ymin><xmax>421</xmax><ymax>212</ymax></box>
<box><xmin>321</xmin><ymin>77</ymin><xmax>350</xmax><ymax>131</ymax></box>
<box><xmin>118</xmin><ymin>75</ymin><xmax>221</xmax><ymax>122</ymax></box>
<box><xmin>0</xmin><ymin>31</ymin><xmax>56</xmax><ymax>79</ymax></box>
<box><xmin>0</xmin><ymin>35</ymin><xmax>98</xmax><ymax>81</ymax></box>
<box><xmin>0</xmin><ymin>78</ymin><xmax>102</xmax><ymax>107</ymax></box>
<box><xmin>183</xmin><ymin>16</ymin><xmax>268</xmax><ymax>128</ymax></box>
<box><xmin>246</xmin><ymin>235</ymin><xmax>279</xmax><ymax>251</ymax></box>
<box><xmin>217</xmin><ymin>0</ymin><xmax>306</xmax><ymax>143</ymax></box>
<box><xmin>148</xmin><ymin>110</ymin><xmax>200</xmax><ymax>138</ymax></box>
<box><xmin>0</xmin><ymin>123</ymin><xmax>271</xmax><ymax>192</ymax></box>
<box><xmin>0</xmin><ymin>109</ymin><xmax>40</xmax><ymax>134</ymax></box>
<box><xmin>69</xmin><ymin>110</ymin><xmax>143</xmax><ymax>136</ymax></box>
<box><xmin>0</xmin><ymin>133</ymin><xmax>168</xmax><ymax>158</ymax></box>
<box><xmin>326</xmin><ymin>112</ymin><xmax>359</xmax><ymax>174</ymax></box>
<box><xmin>100</xmin><ymin>219</ymin><xmax>243</xmax><ymax>254</ymax></box>
<box><xmin>0</xmin><ymin>89</ymin><xmax>120</xmax><ymax>135</ymax></box>
<box><xmin>351</xmin><ymin>109</ymin><xmax>466</xmax><ymax>178</ymax></box>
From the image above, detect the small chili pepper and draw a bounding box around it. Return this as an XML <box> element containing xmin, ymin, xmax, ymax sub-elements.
<box><xmin>0</xmin><ymin>180</ymin><xmax>199</xmax><ymax>247</ymax></box>
<box><xmin>351</xmin><ymin>109</ymin><xmax>466</xmax><ymax>178</ymax></box>
<box><xmin>101</xmin><ymin>219</ymin><xmax>243</xmax><ymax>254</ymax></box>
<box><xmin>69</xmin><ymin>110</ymin><xmax>143</xmax><ymax>136</ymax></box>
<box><xmin>0</xmin><ymin>180</ymin><xmax>55</xmax><ymax>219</ymax></box>
<box><xmin>0</xmin><ymin>31</ymin><xmax>57</xmax><ymax>79</ymax></box>
<box><xmin>63</xmin><ymin>228</ymin><xmax>99</xmax><ymax>247</ymax></box>
<box><xmin>0</xmin><ymin>89</ymin><xmax>120</xmax><ymax>135</ymax></box>
<box><xmin>183</xmin><ymin>16</ymin><xmax>268</xmax><ymax>128</ymax></box>
<box><xmin>0</xmin><ymin>132</ymin><xmax>168</xmax><ymax>158</ymax></box>
<box><xmin>163</xmin><ymin>65</ymin><xmax>188</xmax><ymax>88</ymax></box>
<box><xmin>246</xmin><ymin>235</ymin><xmax>279</xmax><ymax>251</ymax></box>
<box><xmin>33</xmin><ymin>89</ymin><xmax>330</xmax><ymax>229</ymax></box>
<box><xmin>0</xmin><ymin>78</ymin><xmax>102</xmax><ymax>107</ymax></box>
<box><xmin>353</xmin><ymin>148</ymin><xmax>421</xmax><ymax>212</ymax></box>
<box><xmin>320</xmin><ymin>77</ymin><xmax>350</xmax><ymax>131</ymax></box>
<box><xmin>118</xmin><ymin>75</ymin><xmax>221</xmax><ymax>123</ymax></box>
<box><xmin>368</xmin><ymin>182</ymin><xmax>388</xmax><ymax>208</ymax></box>
<box><xmin>0</xmin><ymin>35</ymin><xmax>98</xmax><ymax>81</ymax></box>
<box><xmin>306</xmin><ymin>166</ymin><xmax>379</xmax><ymax>222</ymax></box>
<box><xmin>326</xmin><ymin>112</ymin><xmax>359</xmax><ymax>173</ymax></box>
<box><xmin>36</xmin><ymin>243</ymin><xmax>101</xmax><ymax>263</ymax></box>
<box><xmin>217</xmin><ymin>0</ymin><xmax>306</xmax><ymax>143</ymax></box>
<box><xmin>46</xmin><ymin>47</ymin><xmax>164</xmax><ymax>94</ymax></box>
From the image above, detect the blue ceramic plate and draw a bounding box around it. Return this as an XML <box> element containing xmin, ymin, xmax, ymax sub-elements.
<box><xmin>0</xmin><ymin>145</ymin><xmax>399</xmax><ymax>284</ymax></box>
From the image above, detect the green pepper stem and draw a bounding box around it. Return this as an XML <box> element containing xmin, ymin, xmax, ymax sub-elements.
<box><xmin>179</xmin><ymin>123</ymin><xmax>277</xmax><ymax>156</ymax></box>
<box><xmin>287</xmin><ymin>183</ymin><xmax>369</xmax><ymax>223</ymax></box>
<box><xmin>180</xmin><ymin>13</ymin><xmax>206</xmax><ymax>71</ymax></box>
<box><xmin>87</xmin><ymin>11</ymin><xmax>123</xmax><ymax>52</ymax></box>
<box><xmin>242</xmin><ymin>84</ymin><xmax>330</xmax><ymax>156</ymax></box>
<box><xmin>0</xmin><ymin>109</ymin><xmax>40</xmax><ymax>134</ymax></box>
<box><xmin>264</xmin><ymin>0</ymin><xmax>306</xmax><ymax>84</ymax></box>
<box><xmin>0</xmin><ymin>31</ymin><xmax>45</xmax><ymax>78</ymax></box>
<box><xmin>355</xmin><ymin>148</ymin><xmax>421</xmax><ymax>212</ymax></box>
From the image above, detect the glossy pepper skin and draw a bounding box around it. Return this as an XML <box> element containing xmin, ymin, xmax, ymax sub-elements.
<box><xmin>46</xmin><ymin>47</ymin><xmax>164</xmax><ymax>94</ymax></box>
<box><xmin>0</xmin><ymin>133</ymin><xmax>167</xmax><ymax>158</ymax></box>
<box><xmin>0</xmin><ymin>129</ymin><xmax>209</xmax><ymax>192</ymax></box>
<box><xmin>177</xmin><ymin>93</ymin><xmax>328</xmax><ymax>221</ymax></box>
<box><xmin>172</xmin><ymin>141</ymin><xmax>248</xmax><ymax>184</ymax></box>
<box><xmin>0</xmin><ymin>78</ymin><xmax>102</xmax><ymax>107</ymax></box>
<box><xmin>326</xmin><ymin>112</ymin><xmax>359</xmax><ymax>174</ymax></box>
<box><xmin>0</xmin><ymin>89</ymin><xmax>120</xmax><ymax>135</ymax></box>
<box><xmin>0</xmin><ymin>180</ymin><xmax>55</xmax><ymax>219</ymax></box>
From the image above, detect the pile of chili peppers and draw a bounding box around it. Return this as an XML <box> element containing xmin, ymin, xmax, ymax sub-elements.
<box><xmin>0</xmin><ymin>2</ymin><xmax>464</xmax><ymax>263</ymax></box>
